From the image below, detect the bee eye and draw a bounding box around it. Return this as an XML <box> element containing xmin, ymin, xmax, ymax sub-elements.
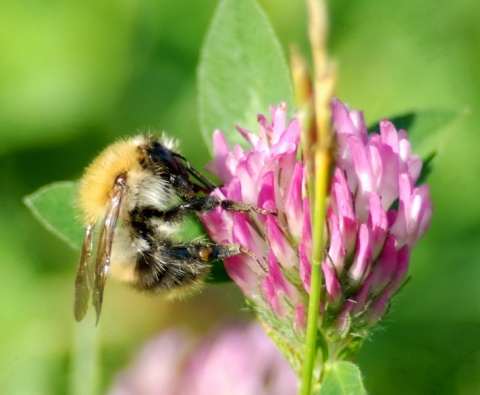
<box><xmin>149</xmin><ymin>143</ymin><xmax>187</xmax><ymax>176</ymax></box>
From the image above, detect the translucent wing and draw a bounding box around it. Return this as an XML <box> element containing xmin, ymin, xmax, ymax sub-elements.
<box><xmin>74</xmin><ymin>223</ymin><xmax>95</xmax><ymax>322</ymax></box>
<box><xmin>92</xmin><ymin>176</ymin><xmax>126</xmax><ymax>324</ymax></box>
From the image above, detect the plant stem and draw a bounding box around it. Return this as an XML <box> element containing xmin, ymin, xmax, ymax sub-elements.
<box><xmin>300</xmin><ymin>149</ymin><xmax>331</xmax><ymax>395</ymax></box>
<box><xmin>70</xmin><ymin>315</ymin><xmax>100</xmax><ymax>395</ymax></box>
<box><xmin>299</xmin><ymin>0</ymin><xmax>335</xmax><ymax>393</ymax></box>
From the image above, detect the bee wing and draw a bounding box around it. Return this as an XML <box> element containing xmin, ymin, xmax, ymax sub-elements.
<box><xmin>74</xmin><ymin>223</ymin><xmax>95</xmax><ymax>322</ymax></box>
<box><xmin>92</xmin><ymin>177</ymin><xmax>126</xmax><ymax>324</ymax></box>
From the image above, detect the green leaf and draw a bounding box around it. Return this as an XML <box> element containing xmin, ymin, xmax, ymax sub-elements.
<box><xmin>368</xmin><ymin>108</ymin><xmax>463</xmax><ymax>184</ymax></box>
<box><xmin>318</xmin><ymin>361</ymin><xmax>367</xmax><ymax>395</ymax></box>
<box><xmin>23</xmin><ymin>182</ymin><xmax>84</xmax><ymax>250</ymax></box>
<box><xmin>198</xmin><ymin>0</ymin><xmax>294</xmax><ymax>152</ymax></box>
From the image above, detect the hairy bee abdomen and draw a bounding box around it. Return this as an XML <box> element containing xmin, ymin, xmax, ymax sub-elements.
<box><xmin>131</xmin><ymin>243</ymin><xmax>211</xmax><ymax>297</ymax></box>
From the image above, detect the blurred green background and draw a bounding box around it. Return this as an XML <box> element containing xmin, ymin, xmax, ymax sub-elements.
<box><xmin>1</xmin><ymin>0</ymin><xmax>479</xmax><ymax>394</ymax></box>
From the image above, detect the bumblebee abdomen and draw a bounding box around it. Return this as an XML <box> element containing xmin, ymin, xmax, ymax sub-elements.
<box><xmin>132</xmin><ymin>244</ymin><xmax>210</xmax><ymax>297</ymax></box>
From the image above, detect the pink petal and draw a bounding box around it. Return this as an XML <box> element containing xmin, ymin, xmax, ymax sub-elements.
<box><xmin>271</xmin><ymin>102</ymin><xmax>287</xmax><ymax>144</ymax></box>
<box><xmin>332</xmin><ymin>98</ymin><xmax>367</xmax><ymax>142</ymax></box>
<box><xmin>294</xmin><ymin>304</ymin><xmax>307</xmax><ymax>335</ymax></box>
<box><xmin>205</xmin><ymin>130</ymin><xmax>232</xmax><ymax>183</ymax></box>
<box><xmin>284</xmin><ymin>162</ymin><xmax>305</xmax><ymax>242</ymax></box>
<box><xmin>350</xmin><ymin>274</ymin><xmax>374</xmax><ymax>315</ymax></box>
<box><xmin>331</xmin><ymin>169</ymin><xmax>357</xmax><ymax>255</ymax></box>
<box><xmin>237</xmin><ymin>125</ymin><xmax>260</xmax><ymax>148</ymax></box>
<box><xmin>347</xmin><ymin>223</ymin><xmax>372</xmax><ymax>288</ymax></box>
<box><xmin>347</xmin><ymin>134</ymin><xmax>374</xmax><ymax>220</ymax></box>
<box><xmin>327</xmin><ymin>214</ymin><xmax>346</xmax><ymax>275</ymax></box>
<box><xmin>266</xmin><ymin>215</ymin><xmax>298</xmax><ymax>270</ymax></box>
<box><xmin>367</xmin><ymin>192</ymin><xmax>388</xmax><ymax>259</ymax></box>
<box><xmin>370</xmin><ymin>235</ymin><xmax>398</xmax><ymax>295</ymax></box>
<box><xmin>262</xmin><ymin>252</ymin><xmax>291</xmax><ymax>317</ymax></box>
<box><xmin>299</xmin><ymin>243</ymin><xmax>311</xmax><ymax>294</ymax></box>
<box><xmin>322</xmin><ymin>262</ymin><xmax>342</xmax><ymax>309</ymax></box>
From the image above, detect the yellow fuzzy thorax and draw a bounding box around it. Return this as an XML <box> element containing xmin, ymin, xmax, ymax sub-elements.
<box><xmin>79</xmin><ymin>139</ymin><xmax>141</xmax><ymax>224</ymax></box>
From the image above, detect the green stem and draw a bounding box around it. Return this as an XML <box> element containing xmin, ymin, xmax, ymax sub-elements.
<box><xmin>300</xmin><ymin>258</ymin><xmax>322</xmax><ymax>394</ymax></box>
<box><xmin>296</xmin><ymin>0</ymin><xmax>335</xmax><ymax>391</ymax></box>
<box><xmin>300</xmin><ymin>149</ymin><xmax>330</xmax><ymax>395</ymax></box>
<box><xmin>70</xmin><ymin>315</ymin><xmax>100</xmax><ymax>395</ymax></box>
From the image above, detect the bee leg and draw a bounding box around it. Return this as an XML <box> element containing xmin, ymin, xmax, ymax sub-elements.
<box><xmin>154</xmin><ymin>196</ymin><xmax>277</xmax><ymax>222</ymax></box>
<box><xmin>169</xmin><ymin>243</ymin><xmax>267</xmax><ymax>273</ymax></box>
<box><xmin>171</xmin><ymin>243</ymin><xmax>241</xmax><ymax>261</ymax></box>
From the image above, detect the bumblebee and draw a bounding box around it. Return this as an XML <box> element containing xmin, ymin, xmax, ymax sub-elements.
<box><xmin>74</xmin><ymin>134</ymin><xmax>274</xmax><ymax>323</ymax></box>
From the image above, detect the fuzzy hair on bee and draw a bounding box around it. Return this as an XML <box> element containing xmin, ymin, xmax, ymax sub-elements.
<box><xmin>74</xmin><ymin>133</ymin><xmax>276</xmax><ymax>324</ymax></box>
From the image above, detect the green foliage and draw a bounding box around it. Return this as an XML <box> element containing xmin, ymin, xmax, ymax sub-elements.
<box><xmin>198</xmin><ymin>0</ymin><xmax>294</xmax><ymax>150</ymax></box>
<box><xmin>24</xmin><ymin>182</ymin><xmax>83</xmax><ymax>250</ymax></box>
<box><xmin>318</xmin><ymin>362</ymin><xmax>367</xmax><ymax>395</ymax></box>
<box><xmin>0</xmin><ymin>1</ymin><xmax>138</xmax><ymax>155</ymax></box>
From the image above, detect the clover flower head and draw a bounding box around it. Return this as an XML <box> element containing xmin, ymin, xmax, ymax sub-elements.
<box><xmin>201</xmin><ymin>99</ymin><xmax>433</xmax><ymax>367</ymax></box>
